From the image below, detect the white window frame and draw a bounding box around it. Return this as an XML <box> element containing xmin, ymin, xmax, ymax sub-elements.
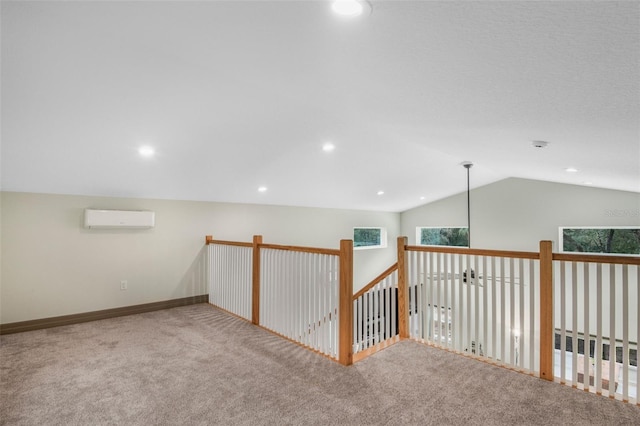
<box><xmin>416</xmin><ymin>226</ymin><xmax>469</xmax><ymax>248</ymax></box>
<box><xmin>353</xmin><ymin>227</ymin><xmax>387</xmax><ymax>250</ymax></box>
<box><xmin>559</xmin><ymin>226</ymin><xmax>640</xmax><ymax>257</ymax></box>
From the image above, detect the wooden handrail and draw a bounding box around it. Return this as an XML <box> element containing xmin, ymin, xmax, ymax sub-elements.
<box><xmin>353</xmin><ymin>263</ymin><xmax>398</xmax><ymax>300</ymax></box>
<box><xmin>206</xmin><ymin>238</ymin><xmax>253</xmax><ymax>248</ymax></box>
<box><xmin>552</xmin><ymin>252</ymin><xmax>640</xmax><ymax>265</ymax></box>
<box><xmin>205</xmin><ymin>237</ymin><xmax>340</xmax><ymax>255</ymax></box>
<box><xmin>406</xmin><ymin>244</ymin><xmax>540</xmax><ymax>260</ymax></box>
<box><xmin>259</xmin><ymin>243</ymin><xmax>340</xmax><ymax>256</ymax></box>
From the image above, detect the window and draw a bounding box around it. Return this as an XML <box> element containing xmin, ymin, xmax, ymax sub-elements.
<box><xmin>353</xmin><ymin>227</ymin><xmax>387</xmax><ymax>250</ymax></box>
<box><xmin>559</xmin><ymin>227</ymin><xmax>640</xmax><ymax>256</ymax></box>
<box><xmin>416</xmin><ymin>227</ymin><xmax>469</xmax><ymax>247</ymax></box>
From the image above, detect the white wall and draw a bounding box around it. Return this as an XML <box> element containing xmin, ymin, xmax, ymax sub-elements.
<box><xmin>402</xmin><ymin>178</ymin><xmax>640</xmax><ymax>348</ymax></box>
<box><xmin>1</xmin><ymin>192</ymin><xmax>399</xmax><ymax>324</ymax></box>
<box><xmin>401</xmin><ymin>178</ymin><xmax>640</xmax><ymax>251</ymax></box>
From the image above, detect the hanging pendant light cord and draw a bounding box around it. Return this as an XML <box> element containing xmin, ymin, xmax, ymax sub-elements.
<box><xmin>467</xmin><ymin>166</ymin><xmax>471</xmax><ymax>248</ymax></box>
<box><xmin>462</xmin><ymin>162</ymin><xmax>473</xmax><ymax>248</ymax></box>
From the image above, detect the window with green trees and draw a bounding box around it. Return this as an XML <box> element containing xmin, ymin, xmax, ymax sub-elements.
<box><xmin>353</xmin><ymin>227</ymin><xmax>387</xmax><ymax>249</ymax></box>
<box><xmin>560</xmin><ymin>227</ymin><xmax>640</xmax><ymax>256</ymax></box>
<box><xmin>417</xmin><ymin>227</ymin><xmax>469</xmax><ymax>247</ymax></box>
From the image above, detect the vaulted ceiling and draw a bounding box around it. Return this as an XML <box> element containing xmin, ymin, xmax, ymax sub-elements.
<box><xmin>2</xmin><ymin>1</ymin><xmax>638</xmax><ymax>212</ymax></box>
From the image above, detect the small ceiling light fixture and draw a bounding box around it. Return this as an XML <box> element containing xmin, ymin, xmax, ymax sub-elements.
<box><xmin>532</xmin><ymin>140</ymin><xmax>549</xmax><ymax>149</ymax></box>
<box><xmin>565</xmin><ymin>167</ymin><xmax>578</xmax><ymax>173</ymax></box>
<box><xmin>331</xmin><ymin>0</ymin><xmax>368</xmax><ymax>17</ymax></box>
<box><xmin>583</xmin><ymin>181</ymin><xmax>593</xmax><ymax>185</ymax></box>
<box><xmin>322</xmin><ymin>142</ymin><xmax>335</xmax><ymax>152</ymax></box>
<box><xmin>138</xmin><ymin>145</ymin><xmax>155</xmax><ymax>158</ymax></box>
<box><xmin>258</xmin><ymin>186</ymin><xmax>268</xmax><ymax>193</ymax></box>
<box><xmin>377</xmin><ymin>190</ymin><xmax>384</xmax><ymax>196</ymax></box>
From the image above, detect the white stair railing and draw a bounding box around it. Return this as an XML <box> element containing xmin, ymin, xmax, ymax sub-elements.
<box><xmin>406</xmin><ymin>248</ymin><xmax>540</xmax><ymax>374</ymax></box>
<box><xmin>204</xmin><ymin>233</ymin><xmax>639</xmax><ymax>403</ymax></box>
<box><xmin>208</xmin><ymin>242</ymin><xmax>253</xmax><ymax>321</ymax></box>
<box><xmin>553</xmin><ymin>258</ymin><xmax>639</xmax><ymax>403</ymax></box>
<box><xmin>353</xmin><ymin>267</ymin><xmax>399</xmax><ymax>355</ymax></box>
<box><xmin>260</xmin><ymin>247</ymin><xmax>340</xmax><ymax>359</ymax></box>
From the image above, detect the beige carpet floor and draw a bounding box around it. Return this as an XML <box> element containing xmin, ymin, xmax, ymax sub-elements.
<box><xmin>1</xmin><ymin>303</ymin><xmax>640</xmax><ymax>425</ymax></box>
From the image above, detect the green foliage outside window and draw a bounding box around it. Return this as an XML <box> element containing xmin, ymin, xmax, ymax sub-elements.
<box><xmin>561</xmin><ymin>228</ymin><xmax>640</xmax><ymax>255</ymax></box>
<box><xmin>354</xmin><ymin>228</ymin><xmax>382</xmax><ymax>247</ymax></box>
<box><xmin>419</xmin><ymin>227</ymin><xmax>469</xmax><ymax>247</ymax></box>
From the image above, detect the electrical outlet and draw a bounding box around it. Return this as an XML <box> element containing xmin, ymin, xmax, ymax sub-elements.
<box><xmin>120</xmin><ymin>280</ymin><xmax>128</xmax><ymax>291</ymax></box>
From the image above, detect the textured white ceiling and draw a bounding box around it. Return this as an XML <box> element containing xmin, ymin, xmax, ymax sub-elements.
<box><xmin>2</xmin><ymin>1</ymin><xmax>639</xmax><ymax>212</ymax></box>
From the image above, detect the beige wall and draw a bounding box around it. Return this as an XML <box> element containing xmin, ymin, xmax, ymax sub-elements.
<box><xmin>1</xmin><ymin>192</ymin><xmax>400</xmax><ymax>324</ymax></box>
<box><xmin>3</xmin><ymin>179</ymin><xmax>638</xmax><ymax>325</ymax></box>
<box><xmin>401</xmin><ymin>178</ymin><xmax>640</xmax><ymax>251</ymax></box>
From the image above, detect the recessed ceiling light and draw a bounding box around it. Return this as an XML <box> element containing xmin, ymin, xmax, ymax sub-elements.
<box><xmin>583</xmin><ymin>181</ymin><xmax>593</xmax><ymax>185</ymax></box>
<box><xmin>532</xmin><ymin>140</ymin><xmax>549</xmax><ymax>149</ymax></box>
<box><xmin>332</xmin><ymin>0</ymin><xmax>364</xmax><ymax>16</ymax></box>
<box><xmin>258</xmin><ymin>186</ymin><xmax>268</xmax><ymax>193</ymax></box>
<box><xmin>138</xmin><ymin>145</ymin><xmax>155</xmax><ymax>158</ymax></box>
<box><xmin>420</xmin><ymin>196</ymin><xmax>425</xmax><ymax>200</ymax></box>
<box><xmin>377</xmin><ymin>190</ymin><xmax>384</xmax><ymax>196</ymax></box>
<box><xmin>565</xmin><ymin>167</ymin><xmax>578</xmax><ymax>173</ymax></box>
<box><xmin>322</xmin><ymin>142</ymin><xmax>335</xmax><ymax>152</ymax></box>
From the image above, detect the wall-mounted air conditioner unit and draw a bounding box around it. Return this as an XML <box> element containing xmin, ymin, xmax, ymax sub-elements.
<box><xmin>84</xmin><ymin>209</ymin><xmax>155</xmax><ymax>229</ymax></box>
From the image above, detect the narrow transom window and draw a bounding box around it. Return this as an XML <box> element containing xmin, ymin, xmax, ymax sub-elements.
<box><xmin>353</xmin><ymin>227</ymin><xmax>387</xmax><ymax>250</ymax></box>
<box><xmin>559</xmin><ymin>227</ymin><xmax>640</xmax><ymax>256</ymax></box>
<box><xmin>416</xmin><ymin>227</ymin><xmax>469</xmax><ymax>247</ymax></box>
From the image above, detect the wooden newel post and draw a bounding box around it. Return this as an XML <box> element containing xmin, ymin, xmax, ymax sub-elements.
<box><xmin>205</xmin><ymin>235</ymin><xmax>213</xmax><ymax>245</ymax></box>
<box><xmin>252</xmin><ymin>235</ymin><xmax>263</xmax><ymax>326</ymax></box>
<box><xmin>397</xmin><ymin>236</ymin><xmax>409</xmax><ymax>339</ymax></box>
<box><xmin>539</xmin><ymin>240</ymin><xmax>554</xmax><ymax>381</ymax></box>
<box><xmin>339</xmin><ymin>239</ymin><xmax>353</xmax><ymax>366</ymax></box>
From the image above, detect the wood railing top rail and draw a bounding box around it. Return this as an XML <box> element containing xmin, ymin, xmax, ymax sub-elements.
<box><xmin>206</xmin><ymin>238</ymin><xmax>253</xmax><ymax>248</ymax></box>
<box><xmin>405</xmin><ymin>245</ymin><xmax>540</xmax><ymax>260</ymax></box>
<box><xmin>552</xmin><ymin>252</ymin><xmax>640</xmax><ymax>265</ymax></box>
<box><xmin>205</xmin><ymin>235</ymin><xmax>339</xmax><ymax>254</ymax></box>
<box><xmin>353</xmin><ymin>263</ymin><xmax>398</xmax><ymax>300</ymax></box>
<box><xmin>259</xmin><ymin>243</ymin><xmax>340</xmax><ymax>257</ymax></box>
<box><xmin>403</xmin><ymin>242</ymin><xmax>640</xmax><ymax>265</ymax></box>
